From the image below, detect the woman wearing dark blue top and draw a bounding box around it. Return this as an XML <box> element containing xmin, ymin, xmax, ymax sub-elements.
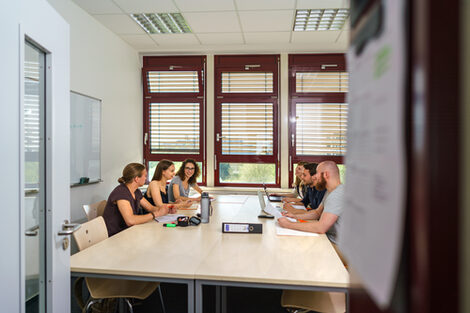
<box><xmin>144</xmin><ymin>160</ymin><xmax>192</xmax><ymax>209</ymax></box>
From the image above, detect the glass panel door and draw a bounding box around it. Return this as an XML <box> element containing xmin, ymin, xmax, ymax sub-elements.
<box><xmin>24</xmin><ymin>40</ymin><xmax>46</xmax><ymax>313</ymax></box>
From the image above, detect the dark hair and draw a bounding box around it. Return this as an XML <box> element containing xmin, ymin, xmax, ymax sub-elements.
<box><xmin>303</xmin><ymin>162</ymin><xmax>319</xmax><ymax>176</ymax></box>
<box><xmin>176</xmin><ymin>159</ymin><xmax>200</xmax><ymax>185</ymax></box>
<box><xmin>294</xmin><ymin>161</ymin><xmax>310</xmax><ymax>187</ymax></box>
<box><xmin>151</xmin><ymin>159</ymin><xmax>174</xmax><ymax>181</ymax></box>
<box><xmin>118</xmin><ymin>163</ymin><xmax>146</xmax><ymax>184</ymax></box>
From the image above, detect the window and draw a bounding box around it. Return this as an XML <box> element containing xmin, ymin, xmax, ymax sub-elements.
<box><xmin>214</xmin><ymin>55</ymin><xmax>279</xmax><ymax>186</ymax></box>
<box><xmin>143</xmin><ymin>56</ymin><xmax>206</xmax><ymax>184</ymax></box>
<box><xmin>288</xmin><ymin>54</ymin><xmax>348</xmax><ymax>186</ymax></box>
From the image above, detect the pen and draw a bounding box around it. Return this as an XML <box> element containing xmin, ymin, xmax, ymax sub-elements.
<box><xmin>163</xmin><ymin>223</ymin><xmax>176</xmax><ymax>227</ymax></box>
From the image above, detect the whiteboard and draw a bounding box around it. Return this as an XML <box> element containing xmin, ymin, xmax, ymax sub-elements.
<box><xmin>70</xmin><ymin>91</ymin><xmax>101</xmax><ymax>185</ymax></box>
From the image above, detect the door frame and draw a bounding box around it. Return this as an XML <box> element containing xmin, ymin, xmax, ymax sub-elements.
<box><xmin>19</xmin><ymin>0</ymin><xmax>70</xmax><ymax>312</ymax></box>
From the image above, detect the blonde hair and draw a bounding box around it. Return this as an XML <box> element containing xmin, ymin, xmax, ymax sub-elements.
<box><xmin>118</xmin><ymin>163</ymin><xmax>146</xmax><ymax>184</ymax></box>
<box><xmin>293</xmin><ymin>161</ymin><xmax>309</xmax><ymax>187</ymax></box>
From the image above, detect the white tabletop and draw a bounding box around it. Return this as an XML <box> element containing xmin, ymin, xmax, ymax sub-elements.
<box><xmin>70</xmin><ymin>195</ymin><xmax>349</xmax><ymax>288</ymax></box>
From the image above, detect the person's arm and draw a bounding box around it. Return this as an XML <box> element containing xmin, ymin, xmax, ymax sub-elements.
<box><xmin>192</xmin><ymin>183</ymin><xmax>203</xmax><ymax>194</ymax></box>
<box><xmin>278</xmin><ymin>212</ymin><xmax>338</xmax><ymax>233</ymax></box>
<box><xmin>172</xmin><ymin>183</ymin><xmax>190</xmax><ymax>201</ymax></box>
<box><xmin>283</xmin><ymin>203</ymin><xmax>308</xmax><ymax>215</ymax></box>
<box><xmin>140</xmin><ymin>197</ymin><xmax>172</xmax><ymax>216</ymax></box>
<box><xmin>284</xmin><ymin>203</ymin><xmax>324</xmax><ymax>220</ymax></box>
<box><xmin>282</xmin><ymin>197</ymin><xmax>303</xmax><ymax>203</ymax></box>
<box><xmin>116</xmin><ymin>199</ymin><xmax>155</xmax><ymax>227</ymax></box>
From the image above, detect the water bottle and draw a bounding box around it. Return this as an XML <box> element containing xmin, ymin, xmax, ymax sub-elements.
<box><xmin>200</xmin><ymin>192</ymin><xmax>210</xmax><ymax>223</ymax></box>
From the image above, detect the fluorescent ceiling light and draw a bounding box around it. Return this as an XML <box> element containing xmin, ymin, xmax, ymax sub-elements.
<box><xmin>293</xmin><ymin>9</ymin><xmax>349</xmax><ymax>31</ymax></box>
<box><xmin>131</xmin><ymin>13</ymin><xmax>191</xmax><ymax>34</ymax></box>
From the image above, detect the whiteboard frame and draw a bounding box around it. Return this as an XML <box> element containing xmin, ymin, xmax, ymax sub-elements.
<box><xmin>70</xmin><ymin>90</ymin><xmax>102</xmax><ymax>187</ymax></box>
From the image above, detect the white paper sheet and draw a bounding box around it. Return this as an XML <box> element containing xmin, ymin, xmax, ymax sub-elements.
<box><xmin>264</xmin><ymin>201</ymin><xmax>283</xmax><ymax>219</ymax></box>
<box><xmin>275</xmin><ymin>224</ymin><xmax>319</xmax><ymax>237</ymax></box>
<box><xmin>292</xmin><ymin>205</ymin><xmax>307</xmax><ymax>210</ymax></box>
<box><xmin>154</xmin><ymin>214</ymin><xmax>179</xmax><ymax>223</ymax></box>
<box><xmin>339</xmin><ymin>0</ymin><xmax>407</xmax><ymax>308</ymax></box>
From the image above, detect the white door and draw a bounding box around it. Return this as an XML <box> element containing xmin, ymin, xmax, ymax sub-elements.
<box><xmin>20</xmin><ymin>0</ymin><xmax>71</xmax><ymax>312</ymax></box>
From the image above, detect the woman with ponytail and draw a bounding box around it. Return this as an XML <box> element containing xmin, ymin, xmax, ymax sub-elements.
<box><xmin>102</xmin><ymin>163</ymin><xmax>176</xmax><ymax>236</ymax></box>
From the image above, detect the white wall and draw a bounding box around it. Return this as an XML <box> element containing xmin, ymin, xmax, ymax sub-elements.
<box><xmin>47</xmin><ymin>0</ymin><xmax>142</xmax><ymax>222</ymax></box>
<box><xmin>0</xmin><ymin>2</ymin><xmax>22</xmax><ymax>311</ymax></box>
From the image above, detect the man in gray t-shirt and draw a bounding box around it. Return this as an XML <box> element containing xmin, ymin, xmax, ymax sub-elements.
<box><xmin>278</xmin><ymin>161</ymin><xmax>344</xmax><ymax>244</ymax></box>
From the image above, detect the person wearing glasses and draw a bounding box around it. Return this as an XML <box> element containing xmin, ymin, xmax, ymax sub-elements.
<box><xmin>168</xmin><ymin>159</ymin><xmax>204</xmax><ymax>202</ymax></box>
<box><xmin>143</xmin><ymin>159</ymin><xmax>192</xmax><ymax>209</ymax></box>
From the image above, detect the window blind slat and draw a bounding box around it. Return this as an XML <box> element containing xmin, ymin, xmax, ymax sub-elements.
<box><xmin>221</xmin><ymin>103</ymin><xmax>273</xmax><ymax>155</ymax></box>
<box><xmin>149</xmin><ymin>102</ymin><xmax>200</xmax><ymax>154</ymax></box>
<box><xmin>296</xmin><ymin>102</ymin><xmax>348</xmax><ymax>156</ymax></box>
<box><xmin>222</xmin><ymin>72</ymin><xmax>273</xmax><ymax>93</ymax></box>
<box><xmin>296</xmin><ymin>72</ymin><xmax>349</xmax><ymax>93</ymax></box>
<box><xmin>147</xmin><ymin>71</ymin><xmax>199</xmax><ymax>93</ymax></box>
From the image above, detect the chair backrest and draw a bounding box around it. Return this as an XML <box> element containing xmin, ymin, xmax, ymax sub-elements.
<box><xmin>73</xmin><ymin>216</ymin><xmax>108</xmax><ymax>251</ymax></box>
<box><xmin>82</xmin><ymin>200</ymin><xmax>107</xmax><ymax>221</ymax></box>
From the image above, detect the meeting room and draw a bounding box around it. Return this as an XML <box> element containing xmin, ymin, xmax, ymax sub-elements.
<box><xmin>2</xmin><ymin>0</ymin><xmax>469</xmax><ymax>313</ymax></box>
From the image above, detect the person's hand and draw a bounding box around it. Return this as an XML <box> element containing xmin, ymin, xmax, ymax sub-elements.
<box><xmin>283</xmin><ymin>203</ymin><xmax>294</xmax><ymax>213</ymax></box>
<box><xmin>167</xmin><ymin>204</ymin><xmax>177</xmax><ymax>214</ymax></box>
<box><xmin>281</xmin><ymin>211</ymin><xmax>296</xmax><ymax>218</ymax></box>
<box><xmin>278</xmin><ymin>217</ymin><xmax>293</xmax><ymax>228</ymax></box>
<box><xmin>282</xmin><ymin>197</ymin><xmax>296</xmax><ymax>203</ymax></box>
<box><xmin>157</xmin><ymin>205</ymin><xmax>170</xmax><ymax>216</ymax></box>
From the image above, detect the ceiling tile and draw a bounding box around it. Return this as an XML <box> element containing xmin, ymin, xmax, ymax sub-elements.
<box><xmin>244</xmin><ymin>32</ymin><xmax>290</xmax><ymax>44</ymax></box>
<box><xmin>184</xmin><ymin>11</ymin><xmax>241</xmax><ymax>33</ymax></box>
<box><xmin>239</xmin><ymin>10</ymin><xmax>294</xmax><ymax>32</ymax></box>
<box><xmin>175</xmin><ymin>0</ymin><xmax>235</xmax><ymax>12</ymax></box>
<box><xmin>196</xmin><ymin>33</ymin><xmax>244</xmax><ymax>45</ymax></box>
<box><xmin>93</xmin><ymin>14</ymin><xmax>145</xmax><ymax>34</ymax></box>
<box><xmin>291</xmin><ymin>30</ymin><xmax>341</xmax><ymax>44</ymax></box>
<box><xmin>296</xmin><ymin>0</ymin><xmax>347</xmax><ymax>9</ymax></box>
<box><xmin>120</xmin><ymin>34</ymin><xmax>159</xmax><ymax>49</ymax></box>
<box><xmin>113</xmin><ymin>0</ymin><xmax>178</xmax><ymax>14</ymax></box>
<box><xmin>235</xmin><ymin>0</ymin><xmax>295</xmax><ymax>10</ymax></box>
<box><xmin>72</xmin><ymin>0</ymin><xmax>123</xmax><ymax>14</ymax></box>
<box><xmin>150</xmin><ymin>33</ymin><xmax>200</xmax><ymax>46</ymax></box>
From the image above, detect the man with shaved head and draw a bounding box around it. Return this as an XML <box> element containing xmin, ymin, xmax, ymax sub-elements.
<box><xmin>278</xmin><ymin>160</ymin><xmax>345</xmax><ymax>246</ymax></box>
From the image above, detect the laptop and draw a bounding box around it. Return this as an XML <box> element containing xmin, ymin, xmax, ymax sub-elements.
<box><xmin>257</xmin><ymin>191</ymin><xmax>274</xmax><ymax>218</ymax></box>
<box><xmin>263</xmin><ymin>183</ymin><xmax>282</xmax><ymax>202</ymax></box>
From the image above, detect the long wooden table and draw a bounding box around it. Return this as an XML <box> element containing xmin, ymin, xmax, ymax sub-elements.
<box><xmin>70</xmin><ymin>195</ymin><xmax>349</xmax><ymax>312</ymax></box>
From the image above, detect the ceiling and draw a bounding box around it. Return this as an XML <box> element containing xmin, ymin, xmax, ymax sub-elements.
<box><xmin>71</xmin><ymin>0</ymin><xmax>350</xmax><ymax>54</ymax></box>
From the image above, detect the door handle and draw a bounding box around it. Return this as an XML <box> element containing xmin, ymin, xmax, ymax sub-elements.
<box><xmin>216</xmin><ymin>133</ymin><xmax>225</xmax><ymax>142</ymax></box>
<box><xmin>57</xmin><ymin>220</ymin><xmax>81</xmax><ymax>236</ymax></box>
<box><xmin>25</xmin><ymin>225</ymin><xmax>39</xmax><ymax>237</ymax></box>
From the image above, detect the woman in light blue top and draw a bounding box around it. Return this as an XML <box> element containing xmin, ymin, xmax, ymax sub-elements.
<box><xmin>168</xmin><ymin>159</ymin><xmax>203</xmax><ymax>202</ymax></box>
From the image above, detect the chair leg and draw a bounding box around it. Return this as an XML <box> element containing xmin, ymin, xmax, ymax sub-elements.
<box><xmin>124</xmin><ymin>298</ymin><xmax>134</xmax><ymax>313</ymax></box>
<box><xmin>157</xmin><ymin>285</ymin><xmax>166</xmax><ymax>313</ymax></box>
<box><xmin>84</xmin><ymin>298</ymin><xmax>100</xmax><ymax>313</ymax></box>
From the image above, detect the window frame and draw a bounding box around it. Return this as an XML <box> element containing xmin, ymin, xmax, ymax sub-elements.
<box><xmin>214</xmin><ymin>55</ymin><xmax>280</xmax><ymax>187</ymax></box>
<box><xmin>142</xmin><ymin>56</ymin><xmax>206</xmax><ymax>185</ymax></box>
<box><xmin>288</xmin><ymin>54</ymin><xmax>347</xmax><ymax>186</ymax></box>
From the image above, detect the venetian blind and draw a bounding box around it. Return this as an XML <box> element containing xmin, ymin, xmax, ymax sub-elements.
<box><xmin>296</xmin><ymin>72</ymin><xmax>349</xmax><ymax>93</ymax></box>
<box><xmin>147</xmin><ymin>71</ymin><xmax>199</xmax><ymax>93</ymax></box>
<box><xmin>295</xmin><ymin>102</ymin><xmax>348</xmax><ymax>155</ymax></box>
<box><xmin>149</xmin><ymin>102</ymin><xmax>200</xmax><ymax>154</ymax></box>
<box><xmin>221</xmin><ymin>103</ymin><xmax>273</xmax><ymax>155</ymax></box>
<box><xmin>24</xmin><ymin>61</ymin><xmax>40</xmax><ymax>154</ymax></box>
<box><xmin>222</xmin><ymin>72</ymin><xmax>273</xmax><ymax>93</ymax></box>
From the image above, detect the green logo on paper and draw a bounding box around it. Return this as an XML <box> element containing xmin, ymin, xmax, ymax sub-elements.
<box><xmin>374</xmin><ymin>45</ymin><xmax>391</xmax><ymax>79</ymax></box>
